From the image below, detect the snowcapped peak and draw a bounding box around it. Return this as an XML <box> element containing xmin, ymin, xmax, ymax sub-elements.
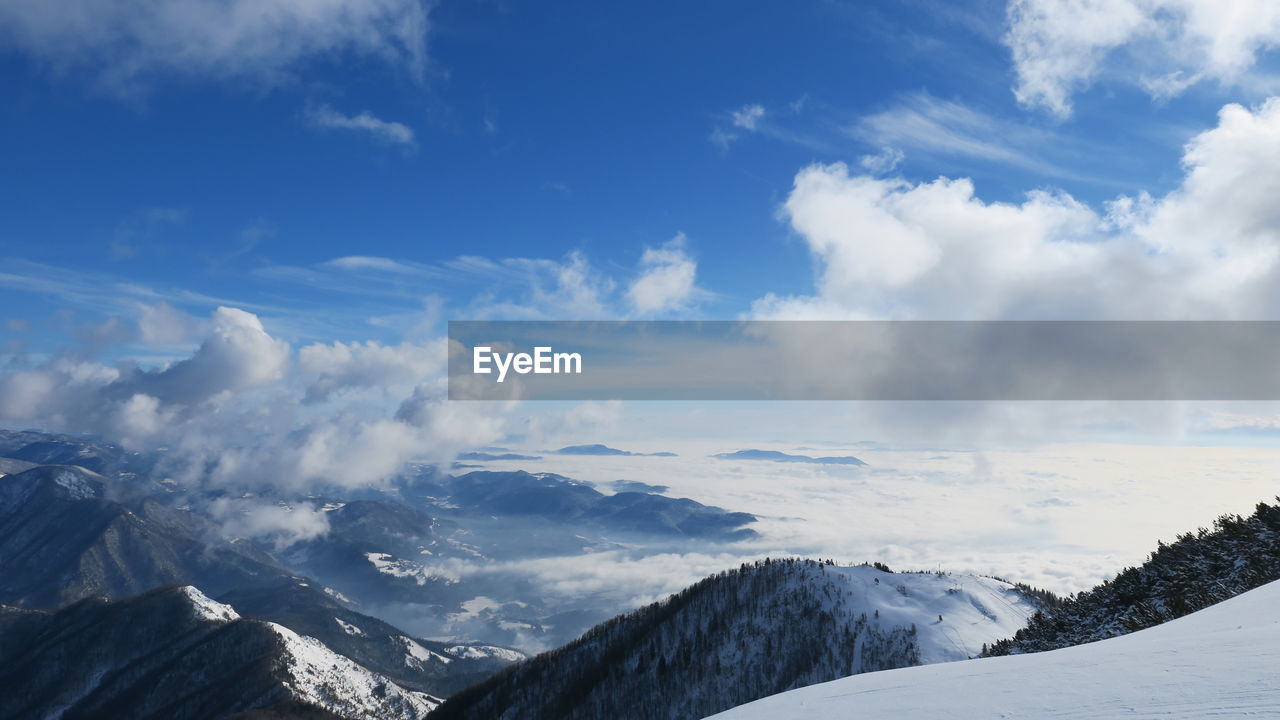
<box><xmin>268</xmin><ymin>623</ymin><xmax>437</xmax><ymax>720</ymax></box>
<box><xmin>179</xmin><ymin>586</ymin><xmax>240</xmax><ymax>622</ymax></box>
<box><xmin>444</xmin><ymin>644</ymin><xmax>526</xmax><ymax>663</ymax></box>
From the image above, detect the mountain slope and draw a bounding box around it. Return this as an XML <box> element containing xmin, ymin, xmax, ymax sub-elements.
<box><xmin>0</xmin><ymin>585</ymin><xmax>437</xmax><ymax>720</ymax></box>
<box><xmin>714</xmin><ymin>576</ymin><xmax>1280</xmax><ymax>719</ymax></box>
<box><xmin>219</xmin><ymin>581</ymin><xmax>523</xmax><ymax>698</ymax></box>
<box><xmin>0</xmin><ymin>465</ymin><xmax>289</xmax><ymax>608</ymax></box>
<box><xmin>431</xmin><ymin>558</ymin><xmax>1039</xmax><ymax>720</ymax></box>
<box><xmin>987</xmin><ymin>497</ymin><xmax>1280</xmax><ymax>656</ymax></box>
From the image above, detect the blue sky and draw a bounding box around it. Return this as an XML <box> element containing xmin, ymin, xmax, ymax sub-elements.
<box><xmin>7</xmin><ymin>0</ymin><xmax>1273</xmax><ymax>352</ymax></box>
<box><xmin>6</xmin><ymin>0</ymin><xmax>1280</xmax><ymax>451</ymax></box>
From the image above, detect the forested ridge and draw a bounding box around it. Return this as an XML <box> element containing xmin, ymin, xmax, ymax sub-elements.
<box><xmin>986</xmin><ymin>499</ymin><xmax>1280</xmax><ymax>656</ymax></box>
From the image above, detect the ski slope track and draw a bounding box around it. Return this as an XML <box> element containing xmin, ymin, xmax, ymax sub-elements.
<box><xmin>713</xmin><ymin>577</ymin><xmax>1280</xmax><ymax>719</ymax></box>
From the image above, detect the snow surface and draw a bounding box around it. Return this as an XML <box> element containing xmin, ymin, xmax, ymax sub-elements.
<box><xmin>269</xmin><ymin>622</ymin><xmax>438</xmax><ymax>719</ymax></box>
<box><xmin>401</xmin><ymin>635</ymin><xmax>452</xmax><ymax>668</ymax></box>
<box><xmin>364</xmin><ymin>551</ymin><xmax>455</xmax><ymax>585</ymax></box>
<box><xmin>713</xmin><ymin>578</ymin><xmax>1280</xmax><ymax>719</ymax></box>
<box><xmin>815</xmin><ymin>565</ymin><xmax>1040</xmax><ymax>665</ymax></box>
<box><xmin>180</xmin><ymin>586</ymin><xmax>240</xmax><ymax>622</ymax></box>
<box><xmin>51</xmin><ymin>468</ymin><xmax>100</xmax><ymax>499</ymax></box>
<box><xmin>322</xmin><ymin>586</ymin><xmax>353</xmax><ymax>604</ymax></box>
<box><xmin>333</xmin><ymin>617</ymin><xmax>365</xmax><ymax>636</ymax></box>
<box><xmin>443</xmin><ymin>644</ymin><xmax>526</xmax><ymax>663</ymax></box>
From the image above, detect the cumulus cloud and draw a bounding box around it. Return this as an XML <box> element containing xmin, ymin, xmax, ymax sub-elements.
<box><xmin>136</xmin><ymin>301</ymin><xmax>204</xmax><ymax>346</ymax></box>
<box><xmin>1007</xmin><ymin>0</ymin><xmax>1280</xmax><ymax>116</ymax></box>
<box><xmin>123</xmin><ymin>307</ymin><xmax>291</xmax><ymax>405</ymax></box>
<box><xmin>395</xmin><ymin>382</ymin><xmax>512</xmax><ymax>460</ymax></box>
<box><xmin>306</xmin><ymin>104</ymin><xmax>416</xmax><ymax>148</ymax></box>
<box><xmin>626</xmin><ymin>235</ymin><xmax>699</xmax><ymax>315</ymax></box>
<box><xmin>755</xmin><ymin>97</ymin><xmax>1280</xmax><ymax>321</ymax></box>
<box><xmin>0</xmin><ymin>0</ymin><xmax>430</xmax><ymax>93</ymax></box>
<box><xmin>0</xmin><ymin>304</ymin><xmax>518</xmax><ymax>493</ymax></box>
<box><xmin>0</xmin><ymin>307</ymin><xmax>288</xmax><ymax>438</ymax></box>
<box><xmin>299</xmin><ymin>339</ymin><xmax>444</xmax><ymax>402</ymax></box>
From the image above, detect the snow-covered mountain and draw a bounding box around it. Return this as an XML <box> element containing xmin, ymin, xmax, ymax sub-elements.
<box><xmin>0</xmin><ymin>585</ymin><xmax>437</xmax><ymax>720</ymax></box>
<box><xmin>431</xmin><ymin>558</ymin><xmax>1041</xmax><ymax>720</ymax></box>
<box><xmin>714</xmin><ymin>576</ymin><xmax>1280</xmax><ymax>719</ymax></box>
<box><xmin>219</xmin><ymin>580</ymin><xmax>524</xmax><ymax>698</ymax></box>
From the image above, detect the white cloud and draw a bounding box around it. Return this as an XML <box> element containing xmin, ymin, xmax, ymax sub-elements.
<box><xmin>298</xmin><ymin>339</ymin><xmax>444</xmax><ymax>402</ymax></box>
<box><xmin>709</xmin><ymin>127</ymin><xmax>739</xmax><ymax>150</ymax></box>
<box><xmin>135</xmin><ymin>301</ymin><xmax>203</xmax><ymax>346</ymax></box>
<box><xmin>1007</xmin><ymin>0</ymin><xmax>1280</xmax><ymax>116</ymax></box>
<box><xmin>0</xmin><ymin>0</ymin><xmax>430</xmax><ymax>93</ymax></box>
<box><xmin>394</xmin><ymin>382</ymin><xmax>512</xmax><ymax>462</ymax></box>
<box><xmin>0</xmin><ymin>304</ymin><xmax>517</xmax><ymax>494</ymax></box>
<box><xmin>626</xmin><ymin>235</ymin><xmax>699</xmax><ymax>315</ymax></box>
<box><xmin>211</xmin><ymin>499</ymin><xmax>331</xmax><ymax>551</ymax></box>
<box><xmin>756</xmin><ymin>97</ymin><xmax>1280</xmax><ymax>321</ymax></box>
<box><xmin>262</xmin><ymin>245</ymin><xmax>703</xmax><ymax>320</ymax></box>
<box><xmin>855</xmin><ymin>93</ymin><xmax>1096</xmax><ymax>181</ymax></box>
<box><xmin>126</xmin><ymin>306</ymin><xmax>291</xmax><ymax>405</ymax></box>
<box><xmin>520</xmin><ymin>400</ymin><xmax>624</xmax><ymax>448</ymax></box>
<box><xmin>306</xmin><ymin>104</ymin><xmax>416</xmax><ymax>147</ymax></box>
<box><xmin>711</xmin><ymin>103</ymin><xmax>769</xmax><ymax>149</ymax></box>
<box><xmin>731</xmin><ymin>103</ymin><xmax>766</xmax><ymax>130</ymax></box>
<box><xmin>858</xmin><ymin>147</ymin><xmax>905</xmax><ymax>174</ymax></box>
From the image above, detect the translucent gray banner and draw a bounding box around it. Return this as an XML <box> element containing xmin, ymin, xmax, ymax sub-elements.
<box><xmin>447</xmin><ymin>321</ymin><xmax>1280</xmax><ymax>401</ymax></box>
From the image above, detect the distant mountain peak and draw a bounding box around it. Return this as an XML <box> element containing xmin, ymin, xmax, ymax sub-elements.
<box><xmin>553</xmin><ymin>444</ymin><xmax>677</xmax><ymax>457</ymax></box>
<box><xmin>555</xmin><ymin>444</ymin><xmax>634</xmax><ymax>455</ymax></box>
<box><xmin>178</xmin><ymin>585</ymin><xmax>241</xmax><ymax>622</ymax></box>
<box><xmin>713</xmin><ymin>449</ymin><xmax>867</xmax><ymax>466</ymax></box>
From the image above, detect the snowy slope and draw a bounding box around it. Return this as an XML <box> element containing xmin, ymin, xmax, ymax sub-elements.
<box><xmin>714</xmin><ymin>577</ymin><xmax>1280</xmax><ymax>720</ymax></box>
<box><xmin>270</xmin><ymin>621</ymin><xmax>440</xmax><ymax>718</ymax></box>
<box><xmin>821</xmin><ymin>564</ymin><xmax>1039</xmax><ymax>664</ymax></box>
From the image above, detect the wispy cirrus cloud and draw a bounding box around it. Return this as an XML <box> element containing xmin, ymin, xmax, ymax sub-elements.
<box><xmin>259</xmin><ymin>244</ymin><xmax>712</xmax><ymax>320</ymax></box>
<box><xmin>306</xmin><ymin>104</ymin><xmax>417</xmax><ymax>148</ymax></box>
<box><xmin>0</xmin><ymin>0</ymin><xmax>431</xmax><ymax>95</ymax></box>
<box><xmin>853</xmin><ymin>92</ymin><xmax>1107</xmax><ymax>183</ymax></box>
<box><xmin>0</xmin><ymin>258</ymin><xmax>277</xmax><ymax>317</ymax></box>
<box><xmin>710</xmin><ymin>101</ymin><xmax>834</xmax><ymax>152</ymax></box>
